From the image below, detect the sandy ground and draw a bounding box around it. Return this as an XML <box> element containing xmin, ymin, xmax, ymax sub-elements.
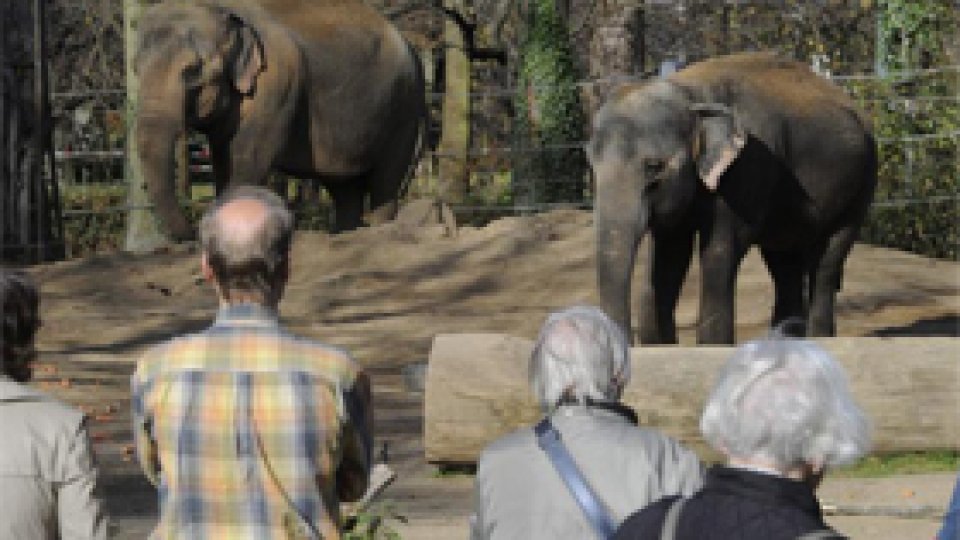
<box><xmin>22</xmin><ymin>209</ymin><xmax>960</xmax><ymax>539</ymax></box>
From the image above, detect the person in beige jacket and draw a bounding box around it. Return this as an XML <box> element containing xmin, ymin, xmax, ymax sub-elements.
<box><xmin>0</xmin><ymin>269</ymin><xmax>108</xmax><ymax>540</ymax></box>
<box><xmin>470</xmin><ymin>306</ymin><xmax>703</xmax><ymax>540</ymax></box>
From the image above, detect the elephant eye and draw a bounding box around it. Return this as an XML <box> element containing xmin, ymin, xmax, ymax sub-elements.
<box><xmin>643</xmin><ymin>157</ymin><xmax>667</xmax><ymax>177</ymax></box>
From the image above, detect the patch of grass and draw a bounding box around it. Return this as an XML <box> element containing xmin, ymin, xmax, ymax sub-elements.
<box><xmin>433</xmin><ymin>464</ymin><xmax>476</xmax><ymax>478</ymax></box>
<box><xmin>835</xmin><ymin>451</ymin><xmax>960</xmax><ymax>478</ymax></box>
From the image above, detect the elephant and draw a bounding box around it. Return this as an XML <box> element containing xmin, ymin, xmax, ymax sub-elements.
<box><xmin>587</xmin><ymin>52</ymin><xmax>877</xmax><ymax>345</ymax></box>
<box><xmin>135</xmin><ymin>0</ymin><xmax>426</xmax><ymax>240</ymax></box>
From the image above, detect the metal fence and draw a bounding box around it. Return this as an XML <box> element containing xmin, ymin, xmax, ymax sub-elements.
<box><xmin>32</xmin><ymin>0</ymin><xmax>958</xmax><ymax>257</ymax></box>
<box><xmin>46</xmin><ymin>63</ymin><xmax>960</xmax><ymax>254</ymax></box>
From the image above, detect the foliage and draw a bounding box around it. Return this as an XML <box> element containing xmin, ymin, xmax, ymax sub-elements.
<box><xmin>836</xmin><ymin>450</ymin><xmax>960</xmax><ymax>478</ymax></box>
<box><xmin>513</xmin><ymin>0</ymin><xmax>587</xmax><ymax>204</ymax></box>
<box><xmin>853</xmin><ymin>0</ymin><xmax>960</xmax><ymax>260</ymax></box>
<box><xmin>60</xmin><ymin>185</ymin><xmax>205</xmax><ymax>257</ymax></box>
<box><xmin>343</xmin><ymin>503</ymin><xmax>407</xmax><ymax>540</ymax></box>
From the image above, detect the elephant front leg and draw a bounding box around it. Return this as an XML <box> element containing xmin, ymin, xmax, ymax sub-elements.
<box><xmin>760</xmin><ymin>246</ymin><xmax>806</xmax><ymax>334</ymax></box>
<box><xmin>697</xmin><ymin>225</ymin><xmax>749</xmax><ymax>345</ymax></box>
<box><xmin>807</xmin><ymin>224</ymin><xmax>859</xmax><ymax>337</ymax></box>
<box><xmin>640</xmin><ymin>227</ymin><xmax>695</xmax><ymax>344</ymax></box>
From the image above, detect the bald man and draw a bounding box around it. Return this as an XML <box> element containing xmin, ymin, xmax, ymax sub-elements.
<box><xmin>132</xmin><ymin>187</ymin><xmax>373</xmax><ymax>539</ymax></box>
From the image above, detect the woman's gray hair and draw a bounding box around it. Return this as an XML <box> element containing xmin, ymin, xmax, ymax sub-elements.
<box><xmin>529</xmin><ymin>305</ymin><xmax>630</xmax><ymax>411</ymax></box>
<box><xmin>700</xmin><ymin>337</ymin><xmax>871</xmax><ymax>470</ymax></box>
<box><xmin>199</xmin><ymin>186</ymin><xmax>294</xmax><ymax>301</ymax></box>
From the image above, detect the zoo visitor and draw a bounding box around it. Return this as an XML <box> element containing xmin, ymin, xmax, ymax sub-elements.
<box><xmin>613</xmin><ymin>336</ymin><xmax>871</xmax><ymax>540</ymax></box>
<box><xmin>0</xmin><ymin>269</ymin><xmax>109</xmax><ymax>540</ymax></box>
<box><xmin>131</xmin><ymin>187</ymin><xmax>373</xmax><ymax>539</ymax></box>
<box><xmin>470</xmin><ymin>305</ymin><xmax>704</xmax><ymax>540</ymax></box>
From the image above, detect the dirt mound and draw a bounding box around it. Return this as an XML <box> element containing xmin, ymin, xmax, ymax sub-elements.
<box><xmin>32</xmin><ymin>208</ymin><xmax>958</xmax><ymax>363</ymax></box>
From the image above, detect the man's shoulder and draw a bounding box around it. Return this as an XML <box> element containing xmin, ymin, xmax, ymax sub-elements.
<box><xmin>134</xmin><ymin>326</ymin><xmax>361</xmax><ymax>379</ymax></box>
<box><xmin>478</xmin><ymin>425</ymin><xmax>538</xmax><ymax>467</ymax></box>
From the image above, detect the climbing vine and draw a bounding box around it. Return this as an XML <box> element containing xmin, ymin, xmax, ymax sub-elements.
<box><xmin>854</xmin><ymin>0</ymin><xmax>959</xmax><ymax>260</ymax></box>
<box><xmin>513</xmin><ymin>0</ymin><xmax>587</xmax><ymax>204</ymax></box>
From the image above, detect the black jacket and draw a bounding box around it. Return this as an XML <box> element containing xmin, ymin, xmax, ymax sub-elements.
<box><xmin>613</xmin><ymin>465</ymin><xmax>840</xmax><ymax>540</ymax></box>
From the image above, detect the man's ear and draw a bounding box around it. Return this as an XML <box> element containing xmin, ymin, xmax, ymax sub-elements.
<box><xmin>690</xmin><ymin>103</ymin><xmax>746</xmax><ymax>192</ymax></box>
<box><xmin>201</xmin><ymin>252</ymin><xmax>215</xmax><ymax>282</ymax></box>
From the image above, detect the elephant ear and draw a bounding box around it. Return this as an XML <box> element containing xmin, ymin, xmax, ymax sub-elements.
<box><xmin>691</xmin><ymin>103</ymin><xmax>746</xmax><ymax>192</ymax></box>
<box><xmin>226</xmin><ymin>13</ymin><xmax>265</xmax><ymax>96</ymax></box>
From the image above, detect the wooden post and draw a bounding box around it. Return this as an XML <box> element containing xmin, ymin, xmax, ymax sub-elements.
<box><xmin>175</xmin><ymin>131</ymin><xmax>189</xmax><ymax>199</ymax></box>
<box><xmin>123</xmin><ymin>0</ymin><xmax>166</xmax><ymax>253</ymax></box>
<box><xmin>437</xmin><ymin>0</ymin><xmax>471</xmax><ymax>204</ymax></box>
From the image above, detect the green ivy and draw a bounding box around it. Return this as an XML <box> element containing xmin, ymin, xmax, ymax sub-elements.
<box><xmin>513</xmin><ymin>0</ymin><xmax>587</xmax><ymax>204</ymax></box>
<box><xmin>856</xmin><ymin>0</ymin><xmax>959</xmax><ymax>260</ymax></box>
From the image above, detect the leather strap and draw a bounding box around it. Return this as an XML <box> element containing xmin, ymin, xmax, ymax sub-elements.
<box><xmin>535</xmin><ymin>418</ymin><xmax>616</xmax><ymax>539</ymax></box>
<box><xmin>659</xmin><ymin>497</ymin><xmax>687</xmax><ymax>540</ymax></box>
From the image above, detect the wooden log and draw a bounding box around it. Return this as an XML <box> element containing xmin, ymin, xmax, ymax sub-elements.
<box><xmin>424</xmin><ymin>334</ymin><xmax>960</xmax><ymax>465</ymax></box>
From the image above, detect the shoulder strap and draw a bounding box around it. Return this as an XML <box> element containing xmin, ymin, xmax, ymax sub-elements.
<box><xmin>659</xmin><ymin>497</ymin><xmax>688</xmax><ymax>540</ymax></box>
<box><xmin>795</xmin><ymin>530</ymin><xmax>847</xmax><ymax>540</ymax></box>
<box><xmin>534</xmin><ymin>418</ymin><xmax>617</xmax><ymax>539</ymax></box>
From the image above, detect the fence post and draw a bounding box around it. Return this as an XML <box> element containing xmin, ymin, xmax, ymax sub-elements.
<box><xmin>437</xmin><ymin>0</ymin><xmax>471</xmax><ymax>205</ymax></box>
<box><xmin>123</xmin><ymin>0</ymin><xmax>166</xmax><ymax>253</ymax></box>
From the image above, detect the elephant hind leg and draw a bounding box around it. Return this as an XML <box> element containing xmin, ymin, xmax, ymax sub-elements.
<box><xmin>760</xmin><ymin>246</ymin><xmax>807</xmax><ymax>335</ymax></box>
<box><xmin>326</xmin><ymin>180</ymin><xmax>366</xmax><ymax>233</ymax></box>
<box><xmin>365</xmin><ymin>117</ymin><xmax>422</xmax><ymax>226</ymax></box>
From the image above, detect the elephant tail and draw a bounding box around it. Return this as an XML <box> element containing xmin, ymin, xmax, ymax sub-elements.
<box><xmin>398</xmin><ymin>40</ymin><xmax>428</xmax><ymax>203</ymax></box>
<box><xmin>399</xmin><ymin>108</ymin><xmax>427</xmax><ymax>202</ymax></box>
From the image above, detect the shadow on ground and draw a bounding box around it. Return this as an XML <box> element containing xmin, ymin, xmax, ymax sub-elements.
<box><xmin>871</xmin><ymin>315</ymin><xmax>960</xmax><ymax>337</ymax></box>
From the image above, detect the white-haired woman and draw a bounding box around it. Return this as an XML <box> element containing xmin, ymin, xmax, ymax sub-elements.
<box><xmin>614</xmin><ymin>337</ymin><xmax>871</xmax><ymax>540</ymax></box>
<box><xmin>470</xmin><ymin>306</ymin><xmax>703</xmax><ymax>540</ymax></box>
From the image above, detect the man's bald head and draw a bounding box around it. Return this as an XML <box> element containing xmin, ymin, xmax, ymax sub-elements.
<box><xmin>199</xmin><ymin>186</ymin><xmax>294</xmax><ymax>305</ymax></box>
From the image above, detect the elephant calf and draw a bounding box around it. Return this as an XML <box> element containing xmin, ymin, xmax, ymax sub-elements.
<box><xmin>588</xmin><ymin>52</ymin><xmax>877</xmax><ymax>344</ymax></box>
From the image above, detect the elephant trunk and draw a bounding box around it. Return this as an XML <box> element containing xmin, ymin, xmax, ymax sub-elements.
<box><xmin>136</xmin><ymin>88</ymin><xmax>194</xmax><ymax>241</ymax></box>
<box><xmin>595</xmin><ymin>216</ymin><xmax>643</xmax><ymax>344</ymax></box>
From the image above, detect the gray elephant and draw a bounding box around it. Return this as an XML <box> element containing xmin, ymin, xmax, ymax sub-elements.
<box><xmin>135</xmin><ymin>0</ymin><xmax>426</xmax><ymax>239</ymax></box>
<box><xmin>588</xmin><ymin>53</ymin><xmax>877</xmax><ymax>345</ymax></box>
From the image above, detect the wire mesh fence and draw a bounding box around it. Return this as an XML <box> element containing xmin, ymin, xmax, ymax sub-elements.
<box><xmin>45</xmin><ymin>64</ymin><xmax>960</xmax><ymax>258</ymax></box>
<box><xmin>32</xmin><ymin>0</ymin><xmax>958</xmax><ymax>259</ymax></box>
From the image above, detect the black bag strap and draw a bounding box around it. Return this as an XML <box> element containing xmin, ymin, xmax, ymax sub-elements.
<box><xmin>534</xmin><ymin>417</ymin><xmax>617</xmax><ymax>539</ymax></box>
<box><xmin>659</xmin><ymin>496</ymin><xmax>687</xmax><ymax>540</ymax></box>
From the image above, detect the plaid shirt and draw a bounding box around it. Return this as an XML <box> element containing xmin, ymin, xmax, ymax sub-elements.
<box><xmin>132</xmin><ymin>304</ymin><xmax>372</xmax><ymax>539</ymax></box>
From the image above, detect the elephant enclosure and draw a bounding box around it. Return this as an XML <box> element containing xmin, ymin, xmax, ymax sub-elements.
<box><xmin>25</xmin><ymin>209</ymin><xmax>960</xmax><ymax>538</ymax></box>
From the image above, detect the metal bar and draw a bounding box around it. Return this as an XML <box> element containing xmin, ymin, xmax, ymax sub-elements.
<box><xmin>0</xmin><ymin>0</ymin><xmax>7</xmax><ymax>254</ymax></box>
<box><xmin>51</xmin><ymin>89</ymin><xmax>125</xmax><ymax>99</ymax></box>
<box><xmin>33</xmin><ymin>0</ymin><xmax>45</xmax><ymax>262</ymax></box>
<box><xmin>54</xmin><ymin>149</ymin><xmax>124</xmax><ymax>160</ymax></box>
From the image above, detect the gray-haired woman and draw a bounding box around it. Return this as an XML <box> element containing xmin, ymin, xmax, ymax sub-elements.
<box><xmin>470</xmin><ymin>306</ymin><xmax>703</xmax><ymax>540</ymax></box>
<box><xmin>0</xmin><ymin>269</ymin><xmax>108</xmax><ymax>539</ymax></box>
<box><xmin>613</xmin><ymin>337</ymin><xmax>871</xmax><ymax>540</ymax></box>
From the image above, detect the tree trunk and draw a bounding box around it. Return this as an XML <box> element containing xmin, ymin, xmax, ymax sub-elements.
<box><xmin>123</xmin><ymin>0</ymin><xmax>167</xmax><ymax>253</ymax></box>
<box><xmin>437</xmin><ymin>0</ymin><xmax>470</xmax><ymax>204</ymax></box>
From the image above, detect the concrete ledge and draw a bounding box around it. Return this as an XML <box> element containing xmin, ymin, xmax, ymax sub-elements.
<box><xmin>424</xmin><ymin>335</ymin><xmax>960</xmax><ymax>464</ymax></box>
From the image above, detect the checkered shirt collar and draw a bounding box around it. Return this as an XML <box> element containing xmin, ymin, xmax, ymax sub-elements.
<box><xmin>213</xmin><ymin>303</ymin><xmax>281</xmax><ymax>328</ymax></box>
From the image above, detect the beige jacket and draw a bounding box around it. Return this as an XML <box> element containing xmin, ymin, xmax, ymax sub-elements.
<box><xmin>0</xmin><ymin>376</ymin><xmax>108</xmax><ymax>540</ymax></box>
<box><xmin>471</xmin><ymin>405</ymin><xmax>704</xmax><ymax>540</ymax></box>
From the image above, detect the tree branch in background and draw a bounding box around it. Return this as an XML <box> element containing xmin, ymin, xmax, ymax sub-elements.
<box><xmin>386</xmin><ymin>0</ymin><xmax>509</xmax><ymax>65</ymax></box>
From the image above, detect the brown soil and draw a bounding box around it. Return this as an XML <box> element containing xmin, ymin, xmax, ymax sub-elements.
<box><xmin>22</xmin><ymin>209</ymin><xmax>960</xmax><ymax>538</ymax></box>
